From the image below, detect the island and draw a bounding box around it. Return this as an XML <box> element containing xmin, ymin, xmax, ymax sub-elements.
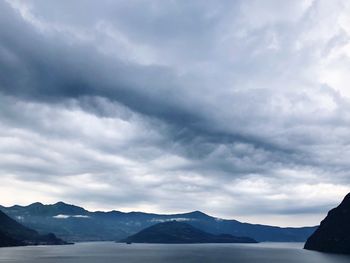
<box><xmin>120</xmin><ymin>220</ymin><xmax>257</xmax><ymax>244</ymax></box>
<box><xmin>304</xmin><ymin>193</ymin><xmax>350</xmax><ymax>254</ymax></box>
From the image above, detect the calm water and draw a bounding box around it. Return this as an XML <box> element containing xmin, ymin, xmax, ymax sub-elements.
<box><xmin>0</xmin><ymin>242</ymin><xmax>349</xmax><ymax>263</ymax></box>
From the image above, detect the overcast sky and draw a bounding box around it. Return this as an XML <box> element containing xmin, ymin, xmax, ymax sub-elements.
<box><xmin>1</xmin><ymin>0</ymin><xmax>350</xmax><ymax>227</ymax></box>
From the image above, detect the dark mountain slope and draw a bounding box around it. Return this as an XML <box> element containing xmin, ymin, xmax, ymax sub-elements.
<box><xmin>0</xmin><ymin>210</ymin><xmax>66</xmax><ymax>247</ymax></box>
<box><xmin>304</xmin><ymin>193</ymin><xmax>350</xmax><ymax>254</ymax></box>
<box><xmin>0</xmin><ymin>230</ymin><xmax>23</xmax><ymax>247</ymax></box>
<box><xmin>1</xmin><ymin>202</ymin><xmax>316</xmax><ymax>242</ymax></box>
<box><xmin>121</xmin><ymin>221</ymin><xmax>257</xmax><ymax>244</ymax></box>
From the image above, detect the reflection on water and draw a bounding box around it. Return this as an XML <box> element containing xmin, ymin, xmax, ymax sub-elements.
<box><xmin>0</xmin><ymin>242</ymin><xmax>349</xmax><ymax>263</ymax></box>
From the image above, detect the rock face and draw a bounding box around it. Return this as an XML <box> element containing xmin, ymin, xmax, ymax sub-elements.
<box><xmin>121</xmin><ymin>221</ymin><xmax>257</xmax><ymax>244</ymax></box>
<box><xmin>304</xmin><ymin>193</ymin><xmax>350</xmax><ymax>254</ymax></box>
<box><xmin>0</xmin><ymin>210</ymin><xmax>67</xmax><ymax>247</ymax></box>
<box><xmin>0</xmin><ymin>202</ymin><xmax>316</xmax><ymax>242</ymax></box>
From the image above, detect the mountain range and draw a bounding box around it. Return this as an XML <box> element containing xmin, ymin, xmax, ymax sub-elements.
<box><xmin>121</xmin><ymin>221</ymin><xmax>257</xmax><ymax>244</ymax></box>
<box><xmin>0</xmin><ymin>202</ymin><xmax>316</xmax><ymax>242</ymax></box>
<box><xmin>0</xmin><ymin>210</ymin><xmax>66</xmax><ymax>247</ymax></box>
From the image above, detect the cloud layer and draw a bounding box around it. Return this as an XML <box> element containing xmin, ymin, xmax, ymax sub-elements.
<box><xmin>1</xmin><ymin>0</ymin><xmax>350</xmax><ymax>226</ymax></box>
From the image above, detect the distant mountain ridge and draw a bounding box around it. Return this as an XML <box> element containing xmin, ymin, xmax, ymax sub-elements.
<box><xmin>0</xmin><ymin>202</ymin><xmax>88</xmax><ymax>217</ymax></box>
<box><xmin>122</xmin><ymin>221</ymin><xmax>257</xmax><ymax>244</ymax></box>
<box><xmin>0</xmin><ymin>202</ymin><xmax>317</xmax><ymax>242</ymax></box>
<box><xmin>0</xmin><ymin>210</ymin><xmax>66</xmax><ymax>247</ymax></box>
<box><xmin>304</xmin><ymin>193</ymin><xmax>350</xmax><ymax>254</ymax></box>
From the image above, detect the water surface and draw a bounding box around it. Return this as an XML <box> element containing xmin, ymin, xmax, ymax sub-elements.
<box><xmin>0</xmin><ymin>242</ymin><xmax>349</xmax><ymax>263</ymax></box>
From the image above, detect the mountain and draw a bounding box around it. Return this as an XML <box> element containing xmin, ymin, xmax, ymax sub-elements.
<box><xmin>304</xmin><ymin>193</ymin><xmax>350</xmax><ymax>254</ymax></box>
<box><xmin>0</xmin><ymin>210</ymin><xmax>67</xmax><ymax>247</ymax></box>
<box><xmin>0</xmin><ymin>202</ymin><xmax>316</xmax><ymax>242</ymax></box>
<box><xmin>121</xmin><ymin>221</ymin><xmax>257</xmax><ymax>244</ymax></box>
<box><xmin>0</xmin><ymin>230</ymin><xmax>23</xmax><ymax>247</ymax></box>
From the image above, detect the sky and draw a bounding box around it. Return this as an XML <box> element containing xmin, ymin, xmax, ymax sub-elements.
<box><xmin>1</xmin><ymin>0</ymin><xmax>350</xmax><ymax>227</ymax></box>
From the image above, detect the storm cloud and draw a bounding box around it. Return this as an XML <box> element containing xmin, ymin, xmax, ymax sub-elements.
<box><xmin>1</xmin><ymin>0</ymin><xmax>350</xmax><ymax>226</ymax></box>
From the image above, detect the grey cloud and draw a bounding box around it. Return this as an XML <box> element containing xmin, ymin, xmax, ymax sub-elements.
<box><xmin>0</xmin><ymin>0</ymin><xmax>350</xmax><ymax>226</ymax></box>
<box><xmin>0</xmin><ymin>1</ymin><xmax>301</xmax><ymax>163</ymax></box>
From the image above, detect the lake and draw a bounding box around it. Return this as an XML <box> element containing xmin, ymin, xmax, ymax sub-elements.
<box><xmin>0</xmin><ymin>242</ymin><xmax>349</xmax><ymax>263</ymax></box>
